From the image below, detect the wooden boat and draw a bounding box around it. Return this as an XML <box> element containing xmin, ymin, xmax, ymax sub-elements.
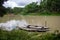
<box><xmin>18</xmin><ymin>16</ymin><xmax>49</xmax><ymax>32</ymax></box>
<box><xmin>18</xmin><ymin>25</ymin><xmax>49</xmax><ymax>32</ymax></box>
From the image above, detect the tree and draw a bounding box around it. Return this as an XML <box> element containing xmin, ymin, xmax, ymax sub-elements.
<box><xmin>40</xmin><ymin>0</ymin><xmax>47</xmax><ymax>12</ymax></box>
<box><xmin>12</xmin><ymin>7</ymin><xmax>23</xmax><ymax>14</ymax></box>
<box><xmin>6</xmin><ymin>7</ymin><xmax>14</xmax><ymax>14</ymax></box>
<box><xmin>24</xmin><ymin>2</ymin><xmax>39</xmax><ymax>13</ymax></box>
<box><xmin>41</xmin><ymin>0</ymin><xmax>60</xmax><ymax>12</ymax></box>
<box><xmin>0</xmin><ymin>0</ymin><xmax>7</xmax><ymax>17</ymax></box>
<box><xmin>47</xmin><ymin>0</ymin><xmax>60</xmax><ymax>12</ymax></box>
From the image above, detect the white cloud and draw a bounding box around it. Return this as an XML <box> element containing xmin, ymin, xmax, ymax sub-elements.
<box><xmin>3</xmin><ymin>1</ymin><xmax>18</xmax><ymax>8</ymax></box>
<box><xmin>3</xmin><ymin>0</ymin><xmax>41</xmax><ymax>8</ymax></box>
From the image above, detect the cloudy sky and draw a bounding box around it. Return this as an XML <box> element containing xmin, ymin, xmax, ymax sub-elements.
<box><xmin>3</xmin><ymin>0</ymin><xmax>41</xmax><ymax>8</ymax></box>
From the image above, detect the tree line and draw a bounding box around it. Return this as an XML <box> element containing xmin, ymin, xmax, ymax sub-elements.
<box><xmin>0</xmin><ymin>0</ymin><xmax>60</xmax><ymax>17</ymax></box>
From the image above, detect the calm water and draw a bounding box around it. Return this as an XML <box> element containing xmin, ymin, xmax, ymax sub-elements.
<box><xmin>0</xmin><ymin>15</ymin><xmax>60</xmax><ymax>32</ymax></box>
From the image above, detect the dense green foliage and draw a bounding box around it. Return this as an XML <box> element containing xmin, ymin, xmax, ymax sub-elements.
<box><xmin>0</xmin><ymin>0</ymin><xmax>7</xmax><ymax>17</ymax></box>
<box><xmin>47</xmin><ymin>0</ymin><xmax>60</xmax><ymax>12</ymax></box>
<box><xmin>6</xmin><ymin>0</ymin><xmax>60</xmax><ymax>15</ymax></box>
<box><xmin>24</xmin><ymin>2</ymin><xmax>39</xmax><ymax>13</ymax></box>
<box><xmin>0</xmin><ymin>29</ymin><xmax>60</xmax><ymax>40</ymax></box>
<box><xmin>0</xmin><ymin>0</ymin><xmax>60</xmax><ymax>17</ymax></box>
<box><xmin>40</xmin><ymin>0</ymin><xmax>60</xmax><ymax>12</ymax></box>
<box><xmin>6</xmin><ymin>2</ymin><xmax>40</xmax><ymax>15</ymax></box>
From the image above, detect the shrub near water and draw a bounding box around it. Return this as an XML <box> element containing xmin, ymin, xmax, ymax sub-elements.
<box><xmin>0</xmin><ymin>30</ymin><xmax>30</xmax><ymax>40</ymax></box>
<box><xmin>0</xmin><ymin>29</ymin><xmax>60</xmax><ymax>40</ymax></box>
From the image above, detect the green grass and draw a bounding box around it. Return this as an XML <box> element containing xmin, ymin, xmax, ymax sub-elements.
<box><xmin>0</xmin><ymin>29</ymin><xmax>60</xmax><ymax>40</ymax></box>
<box><xmin>21</xmin><ymin>13</ymin><xmax>60</xmax><ymax>16</ymax></box>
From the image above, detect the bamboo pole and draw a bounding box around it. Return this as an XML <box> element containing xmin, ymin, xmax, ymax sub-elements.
<box><xmin>45</xmin><ymin>16</ymin><xmax>47</xmax><ymax>27</ymax></box>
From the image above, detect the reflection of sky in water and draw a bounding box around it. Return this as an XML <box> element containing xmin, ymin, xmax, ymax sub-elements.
<box><xmin>0</xmin><ymin>20</ymin><xmax>28</xmax><ymax>31</ymax></box>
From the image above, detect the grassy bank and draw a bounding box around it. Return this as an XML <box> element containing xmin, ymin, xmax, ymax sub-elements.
<box><xmin>0</xmin><ymin>29</ymin><xmax>60</xmax><ymax>40</ymax></box>
<box><xmin>20</xmin><ymin>12</ymin><xmax>60</xmax><ymax>16</ymax></box>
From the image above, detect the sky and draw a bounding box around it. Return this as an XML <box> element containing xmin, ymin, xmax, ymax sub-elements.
<box><xmin>3</xmin><ymin>0</ymin><xmax>41</xmax><ymax>8</ymax></box>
